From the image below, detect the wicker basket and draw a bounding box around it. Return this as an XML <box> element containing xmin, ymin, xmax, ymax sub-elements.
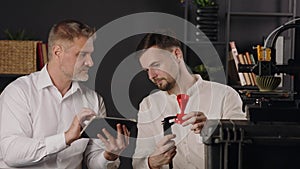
<box><xmin>0</xmin><ymin>40</ymin><xmax>39</xmax><ymax>74</ymax></box>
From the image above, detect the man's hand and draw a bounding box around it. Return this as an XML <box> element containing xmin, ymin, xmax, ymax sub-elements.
<box><xmin>97</xmin><ymin>124</ymin><xmax>130</xmax><ymax>161</ymax></box>
<box><xmin>65</xmin><ymin>108</ymin><xmax>96</xmax><ymax>145</ymax></box>
<box><xmin>182</xmin><ymin>112</ymin><xmax>207</xmax><ymax>134</ymax></box>
<box><xmin>148</xmin><ymin>134</ymin><xmax>177</xmax><ymax>169</ymax></box>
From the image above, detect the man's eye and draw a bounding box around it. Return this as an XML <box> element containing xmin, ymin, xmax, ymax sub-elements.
<box><xmin>152</xmin><ymin>63</ymin><xmax>160</xmax><ymax>67</ymax></box>
<box><xmin>79</xmin><ymin>52</ymin><xmax>87</xmax><ymax>57</ymax></box>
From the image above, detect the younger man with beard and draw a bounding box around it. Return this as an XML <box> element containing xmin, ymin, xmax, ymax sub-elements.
<box><xmin>132</xmin><ymin>33</ymin><xmax>246</xmax><ymax>169</ymax></box>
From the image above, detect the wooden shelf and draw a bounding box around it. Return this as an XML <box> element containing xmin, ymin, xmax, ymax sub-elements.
<box><xmin>186</xmin><ymin>41</ymin><xmax>226</xmax><ymax>45</ymax></box>
<box><xmin>225</xmin><ymin>0</ymin><xmax>296</xmax><ymax>91</ymax></box>
<box><xmin>231</xmin><ymin>85</ymin><xmax>259</xmax><ymax>91</ymax></box>
<box><xmin>229</xmin><ymin>12</ymin><xmax>294</xmax><ymax>17</ymax></box>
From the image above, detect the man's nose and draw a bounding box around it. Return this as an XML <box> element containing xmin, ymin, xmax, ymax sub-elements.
<box><xmin>148</xmin><ymin>68</ymin><xmax>157</xmax><ymax>79</ymax></box>
<box><xmin>85</xmin><ymin>54</ymin><xmax>94</xmax><ymax>67</ymax></box>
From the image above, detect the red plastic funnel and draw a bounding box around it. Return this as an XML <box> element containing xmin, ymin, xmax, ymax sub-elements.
<box><xmin>177</xmin><ymin>94</ymin><xmax>189</xmax><ymax>114</ymax></box>
<box><xmin>175</xmin><ymin>94</ymin><xmax>189</xmax><ymax>124</ymax></box>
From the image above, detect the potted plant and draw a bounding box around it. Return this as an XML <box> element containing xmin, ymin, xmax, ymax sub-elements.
<box><xmin>192</xmin><ymin>64</ymin><xmax>209</xmax><ymax>80</ymax></box>
<box><xmin>192</xmin><ymin>64</ymin><xmax>224</xmax><ymax>81</ymax></box>
<box><xmin>4</xmin><ymin>29</ymin><xmax>33</xmax><ymax>40</ymax></box>
<box><xmin>194</xmin><ymin>0</ymin><xmax>219</xmax><ymax>41</ymax></box>
<box><xmin>179</xmin><ymin>0</ymin><xmax>219</xmax><ymax>41</ymax></box>
<box><xmin>195</xmin><ymin>0</ymin><xmax>216</xmax><ymax>7</ymax></box>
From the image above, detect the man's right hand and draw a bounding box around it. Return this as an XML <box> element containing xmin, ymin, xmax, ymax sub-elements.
<box><xmin>64</xmin><ymin>108</ymin><xmax>96</xmax><ymax>145</ymax></box>
<box><xmin>148</xmin><ymin>134</ymin><xmax>177</xmax><ymax>169</ymax></box>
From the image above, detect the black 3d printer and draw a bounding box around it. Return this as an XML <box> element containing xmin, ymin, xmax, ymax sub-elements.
<box><xmin>201</xmin><ymin>18</ymin><xmax>300</xmax><ymax>169</ymax></box>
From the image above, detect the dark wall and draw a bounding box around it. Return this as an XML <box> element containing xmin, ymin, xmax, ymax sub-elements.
<box><xmin>1</xmin><ymin>0</ymin><xmax>300</xmax><ymax>117</ymax></box>
<box><xmin>0</xmin><ymin>0</ymin><xmax>184</xmax><ymax>118</ymax></box>
<box><xmin>0</xmin><ymin>0</ymin><xmax>184</xmax><ymax>41</ymax></box>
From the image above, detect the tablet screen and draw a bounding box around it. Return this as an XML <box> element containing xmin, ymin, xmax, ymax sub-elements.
<box><xmin>80</xmin><ymin>116</ymin><xmax>137</xmax><ymax>138</ymax></box>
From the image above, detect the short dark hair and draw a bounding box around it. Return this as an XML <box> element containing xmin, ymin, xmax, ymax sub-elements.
<box><xmin>136</xmin><ymin>32</ymin><xmax>182</xmax><ymax>52</ymax></box>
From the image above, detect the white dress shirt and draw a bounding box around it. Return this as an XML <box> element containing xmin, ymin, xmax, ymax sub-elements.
<box><xmin>0</xmin><ymin>66</ymin><xmax>118</xmax><ymax>169</ymax></box>
<box><xmin>132</xmin><ymin>75</ymin><xmax>246</xmax><ymax>169</ymax></box>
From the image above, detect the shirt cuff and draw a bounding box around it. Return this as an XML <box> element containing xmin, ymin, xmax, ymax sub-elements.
<box><xmin>94</xmin><ymin>151</ymin><xmax>118</xmax><ymax>168</ymax></box>
<box><xmin>146</xmin><ymin>156</ymin><xmax>151</xmax><ymax>169</ymax></box>
<box><xmin>45</xmin><ymin>133</ymin><xmax>67</xmax><ymax>155</ymax></box>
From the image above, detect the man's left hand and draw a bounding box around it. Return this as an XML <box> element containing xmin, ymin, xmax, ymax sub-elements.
<box><xmin>181</xmin><ymin>112</ymin><xmax>207</xmax><ymax>134</ymax></box>
<box><xmin>97</xmin><ymin>124</ymin><xmax>130</xmax><ymax>161</ymax></box>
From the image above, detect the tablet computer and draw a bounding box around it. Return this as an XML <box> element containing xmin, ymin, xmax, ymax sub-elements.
<box><xmin>80</xmin><ymin>116</ymin><xmax>137</xmax><ymax>138</ymax></box>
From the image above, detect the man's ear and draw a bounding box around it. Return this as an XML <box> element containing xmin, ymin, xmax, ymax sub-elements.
<box><xmin>52</xmin><ymin>45</ymin><xmax>63</xmax><ymax>59</ymax></box>
<box><xmin>173</xmin><ymin>47</ymin><xmax>183</xmax><ymax>60</ymax></box>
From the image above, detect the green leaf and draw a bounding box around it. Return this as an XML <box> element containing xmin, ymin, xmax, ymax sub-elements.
<box><xmin>194</xmin><ymin>0</ymin><xmax>216</xmax><ymax>7</ymax></box>
<box><xmin>3</xmin><ymin>29</ymin><xmax>34</xmax><ymax>40</ymax></box>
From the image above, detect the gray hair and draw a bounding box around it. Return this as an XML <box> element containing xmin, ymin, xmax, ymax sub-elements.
<box><xmin>47</xmin><ymin>19</ymin><xmax>95</xmax><ymax>60</ymax></box>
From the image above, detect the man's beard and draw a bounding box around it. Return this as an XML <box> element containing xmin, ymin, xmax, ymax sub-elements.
<box><xmin>73</xmin><ymin>73</ymin><xmax>89</xmax><ymax>81</ymax></box>
<box><xmin>72</xmin><ymin>71</ymin><xmax>89</xmax><ymax>81</ymax></box>
<box><xmin>154</xmin><ymin>78</ymin><xmax>175</xmax><ymax>91</ymax></box>
<box><xmin>72</xmin><ymin>68</ymin><xmax>89</xmax><ymax>81</ymax></box>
